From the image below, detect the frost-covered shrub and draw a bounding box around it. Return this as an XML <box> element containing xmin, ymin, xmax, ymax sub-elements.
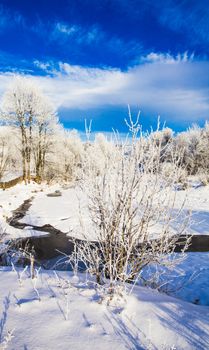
<box><xmin>174</xmin><ymin>123</ymin><xmax>209</xmax><ymax>176</ymax></box>
<box><xmin>149</xmin><ymin>127</ymin><xmax>174</xmax><ymax>162</ymax></box>
<box><xmin>76</xmin><ymin>117</ymin><xmax>191</xmax><ymax>297</ymax></box>
<box><xmin>161</xmin><ymin>162</ymin><xmax>188</xmax><ymax>186</ymax></box>
<box><xmin>150</xmin><ymin>127</ymin><xmax>173</xmax><ymax>146</ymax></box>
<box><xmin>197</xmin><ymin>171</ymin><xmax>209</xmax><ymax>186</ymax></box>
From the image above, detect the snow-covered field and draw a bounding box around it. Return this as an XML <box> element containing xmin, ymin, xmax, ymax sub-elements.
<box><xmin>1</xmin><ymin>181</ymin><xmax>209</xmax><ymax>241</ymax></box>
<box><xmin>141</xmin><ymin>251</ymin><xmax>209</xmax><ymax>306</ymax></box>
<box><xmin>0</xmin><ymin>267</ymin><xmax>208</xmax><ymax>350</ymax></box>
<box><xmin>0</xmin><ymin>182</ymin><xmax>93</xmax><ymax>240</ymax></box>
<box><xmin>0</xmin><ymin>182</ymin><xmax>209</xmax><ymax>349</ymax></box>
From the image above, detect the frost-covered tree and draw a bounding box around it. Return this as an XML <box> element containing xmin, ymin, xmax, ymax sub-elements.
<box><xmin>0</xmin><ymin>127</ymin><xmax>11</xmax><ymax>180</ymax></box>
<box><xmin>32</xmin><ymin>100</ymin><xmax>58</xmax><ymax>182</ymax></box>
<box><xmin>61</xmin><ymin>130</ymin><xmax>84</xmax><ymax>181</ymax></box>
<box><xmin>1</xmin><ymin>76</ymin><xmax>57</xmax><ymax>183</ymax></box>
<box><xmin>81</xmin><ymin>132</ymin><xmax>119</xmax><ymax>186</ymax></box>
<box><xmin>0</xmin><ymin>126</ymin><xmax>19</xmax><ymax>180</ymax></box>
<box><xmin>44</xmin><ymin>128</ymin><xmax>84</xmax><ymax>183</ymax></box>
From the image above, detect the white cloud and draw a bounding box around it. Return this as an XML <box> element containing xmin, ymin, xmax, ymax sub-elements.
<box><xmin>141</xmin><ymin>52</ymin><xmax>194</xmax><ymax>64</ymax></box>
<box><xmin>1</xmin><ymin>54</ymin><xmax>209</xmax><ymax>122</ymax></box>
<box><xmin>50</xmin><ymin>21</ymin><xmax>103</xmax><ymax>45</ymax></box>
<box><xmin>53</xmin><ymin>22</ymin><xmax>78</xmax><ymax>36</ymax></box>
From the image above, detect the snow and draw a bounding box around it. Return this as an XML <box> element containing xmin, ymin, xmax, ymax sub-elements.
<box><xmin>174</xmin><ymin>185</ymin><xmax>209</xmax><ymax>235</ymax></box>
<box><xmin>0</xmin><ymin>172</ymin><xmax>23</xmax><ymax>182</ymax></box>
<box><xmin>172</xmin><ymin>252</ymin><xmax>209</xmax><ymax>305</ymax></box>
<box><xmin>19</xmin><ymin>185</ymin><xmax>93</xmax><ymax>238</ymax></box>
<box><xmin>0</xmin><ymin>182</ymin><xmax>209</xmax><ymax>349</ymax></box>
<box><xmin>140</xmin><ymin>252</ymin><xmax>209</xmax><ymax>306</ymax></box>
<box><xmin>0</xmin><ymin>267</ymin><xmax>208</xmax><ymax>350</ymax></box>
<box><xmin>0</xmin><ymin>182</ymin><xmax>64</xmax><ymax>239</ymax></box>
<box><xmin>1</xmin><ymin>181</ymin><xmax>209</xmax><ymax>242</ymax></box>
<box><xmin>17</xmin><ymin>183</ymin><xmax>209</xmax><ymax>239</ymax></box>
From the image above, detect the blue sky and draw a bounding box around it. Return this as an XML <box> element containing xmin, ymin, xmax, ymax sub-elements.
<box><xmin>0</xmin><ymin>0</ymin><xmax>209</xmax><ymax>132</ymax></box>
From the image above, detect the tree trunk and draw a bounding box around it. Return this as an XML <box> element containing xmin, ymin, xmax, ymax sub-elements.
<box><xmin>21</xmin><ymin>126</ymin><xmax>27</xmax><ymax>184</ymax></box>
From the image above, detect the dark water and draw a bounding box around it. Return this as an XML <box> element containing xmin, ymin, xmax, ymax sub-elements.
<box><xmin>6</xmin><ymin>232</ymin><xmax>208</xmax><ymax>271</ymax></box>
<box><xmin>19</xmin><ymin>232</ymin><xmax>74</xmax><ymax>259</ymax></box>
<box><xmin>185</xmin><ymin>235</ymin><xmax>209</xmax><ymax>252</ymax></box>
<box><xmin>7</xmin><ymin>232</ymin><xmax>84</xmax><ymax>271</ymax></box>
<box><xmin>3</xmin><ymin>196</ymin><xmax>209</xmax><ymax>270</ymax></box>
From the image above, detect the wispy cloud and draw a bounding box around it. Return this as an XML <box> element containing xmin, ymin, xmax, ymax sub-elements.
<box><xmin>1</xmin><ymin>54</ymin><xmax>209</xmax><ymax>124</ymax></box>
<box><xmin>51</xmin><ymin>22</ymin><xmax>79</xmax><ymax>42</ymax></box>
<box><xmin>54</xmin><ymin>22</ymin><xmax>77</xmax><ymax>35</ymax></box>
<box><xmin>51</xmin><ymin>22</ymin><xmax>102</xmax><ymax>44</ymax></box>
<box><xmin>155</xmin><ymin>0</ymin><xmax>209</xmax><ymax>47</ymax></box>
<box><xmin>140</xmin><ymin>52</ymin><xmax>194</xmax><ymax>64</ymax></box>
<box><xmin>13</xmin><ymin>17</ymin><xmax>138</xmax><ymax>69</ymax></box>
<box><xmin>113</xmin><ymin>0</ymin><xmax>209</xmax><ymax>49</ymax></box>
<box><xmin>49</xmin><ymin>20</ymin><xmax>140</xmax><ymax>56</ymax></box>
<box><xmin>0</xmin><ymin>5</ymin><xmax>25</xmax><ymax>31</ymax></box>
<box><xmin>0</xmin><ymin>6</ymin><xmax>9</xmax><ymax>30</ymax></box>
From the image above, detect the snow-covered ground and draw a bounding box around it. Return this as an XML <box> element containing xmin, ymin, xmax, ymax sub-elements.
<box><xmin>0</xmin><ymin>182</ymin><xmax>93</xmax><ymax>240</ymax></box>
<box><xmin>19</xmin><ymin>184</ymin><xmax>93</xmax><ymax>238</ymax></box>
<box><xmin>170</xmin><ymin>252</ymin><xmax>209</xmax><ymax>305</ymax></box>
<box><xmin>1</xmin><ymin>182</ymin><xmax>209</xmax><ymax>301</ymax></box>
<box><xmin>1</xmin><ymin>181</ymin><xmax>209</xmax><ymax>242</ymax></box>
<box><xmin>0</xmin><ymin>181</ymin><xmax>209</xmax><ymax>349</ymax></box>
<box><xmin>173</xmin><ymin>184</ymin><xmax>209</xmax><ymax>236</ymax></box>
<box><xmin>0</xmin><ymin>267</ymin><xmax>208</xmax><ymax>350</ymax></box>
<box><xmin>0</xmin><ymin>182</ymin><xmax>45</xmax><ymax>239</ymax></box>
<box><xmin>141</xmin><ymin>252</ymin><xmax>209</xmax><ymax>306</ymax></box>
